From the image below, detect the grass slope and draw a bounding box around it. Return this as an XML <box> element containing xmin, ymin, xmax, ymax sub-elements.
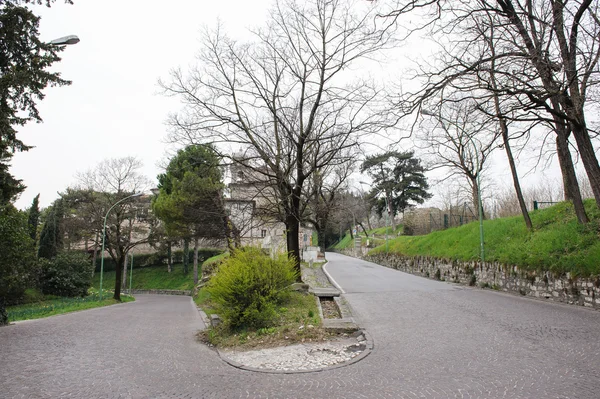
<box><xmin>369</xmin><ymin>200</ymin><xmax>600</xmax><ymax>276</ymax></box>
<box><xmin>93</xmin><ymin>262</ymin><xmax>195</xmax><ymax>291</ymax></box>
<box><xmin>332</xmin><ymin>225</ymin><xmax>403</xmax><ymax>250</ymax></box>
<box><xmin>92</xmin><ymin>252</ymin><xmax>229</xmax><ymax>291</ymax></box>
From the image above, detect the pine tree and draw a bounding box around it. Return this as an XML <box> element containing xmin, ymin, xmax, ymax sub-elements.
<box><xmin>27</xmin><ymin>194</ymin><xmax>41</xmax><ymax>246</ymax></box>
<box><xmin>37</xmin><ymin>199</ymin><xmax>64</xmax><ymax>259</ymax></box>
<box><xmin>361</xmin><ymin>151</ymin><xmax>432</xmax><ymax>229</ymax></box>
<box><xmin>0</xmin><ymin>2</ymin><xmax>71</xmax><ymax>204</ymax></box>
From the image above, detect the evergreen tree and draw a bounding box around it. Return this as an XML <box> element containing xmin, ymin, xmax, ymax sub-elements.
<box><xmin>0</xmin><ymin>1</ymin><xmax>71</xmax><ymax>204</ymax></box>
<box><xmin>37</xmin><ymin>199</ymin><xmax>64</xmax><ymax>259</ymax></box>
<box><xmin>361</xmin><ymin>151</ymin><xmax>432</xmax><ymax>229</ymax></box>
<box><xmin>0</xmin><ymin>204</ymin><xmax>35</xmax><ymax>325</ymax></box>
<box><xmin>27</xmin><ymin>194</ymin><xmax>41</xmax><ymax>245</ymax></box>
<box><xmin>153</xmin><ymin>144</ymin><xmax>226</xmax><ymax>284</ymax></box>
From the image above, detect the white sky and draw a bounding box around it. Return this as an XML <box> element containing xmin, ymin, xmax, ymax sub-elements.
<box><xmin>11</xmin><ymin>0</ymin><xmax>569</xmax><ymax>211</ymax></box>
<box><xmin>13</xmin><ymin>0</ymin><xmax>273</xmax><ymax>209</ymax></box>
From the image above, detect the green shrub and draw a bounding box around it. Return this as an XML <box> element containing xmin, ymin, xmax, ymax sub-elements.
<box><xmin>0</xmin><ymin>205</ymin><xmax>36</xmax><ymax>324</ymax></box>
<box><xmin>201</xmin><ymin>251</ymin><xmax>230</xmax><ymax>278</ymax></box>
<box><xmin>39</xmin><ymin>252</ymin><xmax>94</xmax><ymax>297</ymax></box>
<box><xmin>206</xmin><ymin>247</ymin><xmax>297</xmax><ymax>329</ymax></box>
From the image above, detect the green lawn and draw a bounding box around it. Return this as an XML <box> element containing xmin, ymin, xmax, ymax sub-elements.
<box><xmin>369</xmin><ymin>199</ymin><xmax>600</xmax><ymax>276</ymax></box>
<box><xmin>6</xmin><ymin>292</ymin><xmax>135</xmax><ymax>322</ymax></box>
<box><xmin>92</xmin><ymin>262</ymin><xmax>196</xmax><ymax>291</ymax></box>
<box><xmin>92</xmin><ymin>252</ymin><xmax>229</xmax><ymax>291</ymax></box>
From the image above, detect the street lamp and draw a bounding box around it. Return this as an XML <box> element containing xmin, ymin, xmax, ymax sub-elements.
<box><xmin>99</xmin><ymin>192</ymin><xmax>143</xmax><ymax>300</ymax></box>
<box><xmin>48</xmin><ymin>35</ymin><xmax>80</xmax><ymax>46</ymax></box>
<box><xmin>421</xmin><ymin>109</ymin><xmax>485</xmax><ymax>263</ymax></box>
<box><xmin>358</xmin><ymin>181</ymin><xmax>389</xmax><ymax>253</ymax></box>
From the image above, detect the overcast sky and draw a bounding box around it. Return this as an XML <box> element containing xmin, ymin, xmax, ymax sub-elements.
<box><xmin>12</xmin><ymin>0</ymin><xmax>568</xmax><ymax>210</ymax></box>
<box><xmin>13</xmin><ymin>0</ymin><xmax>274</xmax><ymax>209</ymax></box>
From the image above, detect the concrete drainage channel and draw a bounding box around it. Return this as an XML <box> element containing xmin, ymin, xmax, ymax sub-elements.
<box><xmin>311</xmin><ymin>287</ymin><xmax>359</xmax><ymax>331</ymax></box>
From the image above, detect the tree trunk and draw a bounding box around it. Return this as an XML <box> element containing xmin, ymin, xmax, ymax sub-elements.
<box><xmin>470</xmin><ymin>176</ymin><xmax>480</xmax><ymax>218</ymax></box>
<box><xmin>113</xmin><ymin>254</ymin><xmax>124</xmax><ymax>301</ymax></box>
<box><xmin>193</xmin><ymin>237</ymin><xmax>199</xmax><ymax>285</ymax></box>
<box><xmin>122</xmin><ymin>254</ymin><xmax>128</xmax><ymax>290</ymax></box>
<box><xmin>500</xmin><ymin>121</ymin><xmax>532</xmax><ymax>230</ymax></box>
<box><xmin>91</xmin><ymin>232</ymin><xmax>98</xmax><ymax>278</ymax></box>
<box><xmin>223</xmin><ymin>215</ymin><xmax>236</xmax><ymax>254</ymax></box>
<box><xmin>386</xmin><ymin>191</ymin><xmax>396</xmax><ymax>232</ymax></box>
<box><xmin>358</xmin><ymin>222</ymin><xmax>369</xmax><ymax>237</ymax></box>
<box><xmin>285</xmin><ymin>216</ymin><xmax>301</xmax><ymax>281</ymax></box>
<box><xmin>489</xmin><ymin>67</ymin><xmax>533</xmax><ymax>230</ymax></box>
<box><xmin>555</xmin><ymin>126</ymin><xmax>589</xmax><ymax>223</ymax></box>
<box><xmin>0</xmin><ymin>297</ymin><xmax>7</xmax><ymax>326</ymax></box>
<box><xmin>167</xmin><ymin>242</ymin><xmax>172</xmax><ymax>273</ymax></box>
<box><xmin>183</xmin><ymin>239</ymin><xmax>189</xmax><ymax>274</ymax></box>
<box><xmin>570</xmin><ymin>123</ymin><xmax>600</xmax><ymax>207</ymax></box>
<box><xmin>316</xmin><ymin>225</ymin><xmax>326</xmax><ymax>253</ymax></box>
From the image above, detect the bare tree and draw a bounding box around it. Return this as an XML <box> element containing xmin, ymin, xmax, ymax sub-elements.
<box><xmin>74</xmin><ymin>157</ymin><xmax>152</xmax><ymax>301</ymax></box>
<box><xmin>161</xmin><ymin>0</ymin><xmax>396</xmax><ymax>273</ymax></box>
<box><xmin>395</xmin><ymin>0</ymin><xmax>600</xmax><ymax>223</ymax></box>
<box><xmin>491</xmin><ymin>0</ymin><xmax>600</xmax><ymax>208</ymax></box>
<box><xmin>420</xmin><ymin>100</ymin><xmax>498</xmax><ymax>218</ymax></box>
<box><xmin>304</xmin><ymin>160</ymin><xmax>353</xmax><ymax>252</ymax></box>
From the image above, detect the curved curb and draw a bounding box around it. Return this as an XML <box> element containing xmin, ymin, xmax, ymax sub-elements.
<box><xmin>216</xmin><ymin>329</ymin><xmax>374</xmax><ymax>374</ymax></box>
<box><xmin>322</xmin><ymin>261</ymin><xmax>346</xmax><ymax>294</ymax></box>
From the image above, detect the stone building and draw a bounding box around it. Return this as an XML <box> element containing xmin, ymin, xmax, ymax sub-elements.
<box><xmin>225</xmin><ymin>158</ymin><xmax>315</xmax><ymax>258</ymax></box>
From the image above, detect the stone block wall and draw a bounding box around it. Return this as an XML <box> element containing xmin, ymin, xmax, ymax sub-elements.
<box><xmin>362</xmin><ymin>253</ymin><xmax>600</xmax><ymax>310</ymax></box>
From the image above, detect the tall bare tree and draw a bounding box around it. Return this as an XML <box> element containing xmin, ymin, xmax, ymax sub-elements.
<box><xmin>304</xmin><ymin>161</ymin><xmax>353</xmax><ymax>252</ymax></box>
<box><xmin>421</xmin><ymin>101</ymin><xmax>498</xmax><ymax>218</ymax></box>
<box><xmin>74</xmin><ymin>157</ymin><xmax>152</xmax><ymax>301</ymax></box>
<box><xmin>162</xmin><ymin>0</ymin><xmax>396</xmax><ymax>273</ymax></box>
<box><xmin>396</xmin><ymin>0</ymin><xmax>600</xmax><ymax>215</ymax></box>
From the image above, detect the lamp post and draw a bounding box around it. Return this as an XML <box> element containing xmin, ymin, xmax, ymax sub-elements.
<box><xmin>421</xmin><ymin>109</ymin><xmax>485</xmax><ymax>263</ymax></box>
<box><xmin>99</xmin><ymin>192</ymin><xmax>143</xmax><ymax>300</ymax></box>
<box><xmin>351</xmin><ymin>211</ymin><xmax>358</xmax><ymax>256</ymax></box>
<box><xmin>48</xmin><ymin>35</ymin><xmax>80</xmax><ymax>46</ymax></box>
<box><xmin>129</xmin><ymin>253</ymin><xmax>134</xmax><ymax>295</ymax></box>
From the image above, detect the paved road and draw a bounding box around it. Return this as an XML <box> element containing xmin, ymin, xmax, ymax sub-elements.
<box><xmin>1</xmin><ymin>253</ymin><xmax>600</xmax><ymax>398</ymax></box>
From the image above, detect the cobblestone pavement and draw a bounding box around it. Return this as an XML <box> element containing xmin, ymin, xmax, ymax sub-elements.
<box><xmin>2</xmin><ymin>253</ymin><xmax>600</xmax><ymax>398</ymax></box>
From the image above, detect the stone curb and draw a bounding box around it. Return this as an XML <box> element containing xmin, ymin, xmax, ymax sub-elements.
<box><xmin>130</xmin><ymin>289</ymin><xmax>191</xmax><ymax>296</ymax></box>
<box><xmin>216</xmin><ymin>329</ymin><xmax>375</xmax><ymax>374</ymax></box>
<box><xmin>322</xmin><ymin>260</ymin><xmax>362</xmax><ymax>329</ymax></box>
<box><xmin>196</xmin><ymin>307</ymin><xmax>210</xmax><ymax>326</ymax></box>
<box><xmin>322</xmin><ymin>261</ymin><xmax>345</xmax><ymax>294</ymax></box>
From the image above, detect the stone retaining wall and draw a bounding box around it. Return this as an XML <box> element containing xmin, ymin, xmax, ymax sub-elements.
<box><xmin>130</xmin><ymin>289</ymin><xmax>191</xmax><ymax>296</ymax></box>
<box><xmin>362</xmin><ymin>253</ymin><xmax>600</xmax><ymax>310</ymax></box>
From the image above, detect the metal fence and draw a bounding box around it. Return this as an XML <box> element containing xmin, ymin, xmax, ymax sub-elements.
<box><xmin>533</xmin><ymin>200</ymin><xmax>559</xmax><ymax>210</ymax></box>
<box><xmin>405</xmin><ymin>203</ymin><xmax>478</xmax><ymax>235</ymax></box>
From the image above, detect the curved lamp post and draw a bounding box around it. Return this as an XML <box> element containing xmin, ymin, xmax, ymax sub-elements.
<box><xmin>99</xmin><ymin>192</ymin><xmax>143</xmax><ymax>300</ymax></box>
<box><xmin>421</xmin><ymin>109</ymin><xmax>485</xmax><ymax>263</ymax></box>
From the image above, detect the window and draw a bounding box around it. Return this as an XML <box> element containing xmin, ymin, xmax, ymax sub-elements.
<box><xmin>261</xmin><ymin>229</ymin><xmax>267</xmax><ymax>238</ymax></box>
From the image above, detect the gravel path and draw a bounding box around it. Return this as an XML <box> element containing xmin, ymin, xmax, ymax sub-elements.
<box><xmin>220</xmin><ymin>334</ymin><xmax>367</xmax><ymax>372</ymax></box>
